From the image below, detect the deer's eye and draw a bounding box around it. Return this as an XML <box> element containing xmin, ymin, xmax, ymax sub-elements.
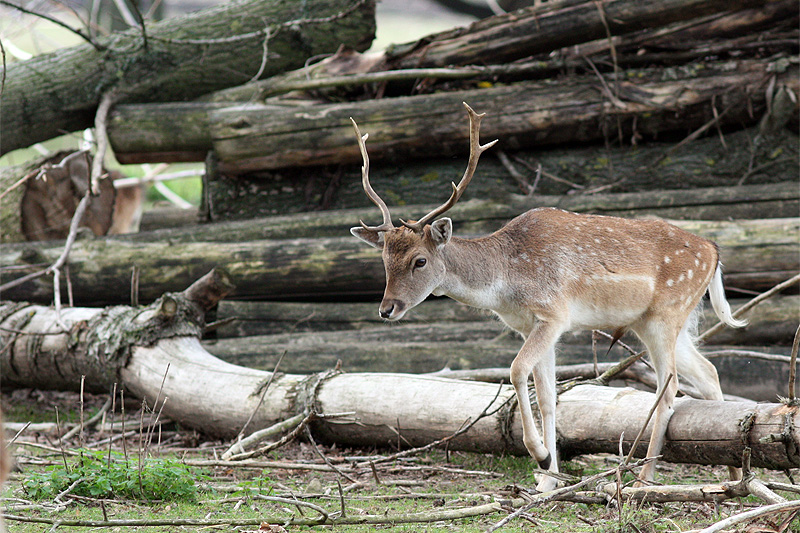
<box><xmin>414</xmin><ymin>258</ymin><xmax>427</xmax><ymax>269</ymax></box>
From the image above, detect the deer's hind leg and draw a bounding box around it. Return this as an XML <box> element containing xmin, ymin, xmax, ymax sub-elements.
<box><xmin>674</xmin><ymin>320</ymin><xmax>742</xmax><ymax>481</ymax></box>
<box><xmin>631</xmin><ymin>318</ymin><xmax>681</xmax><ymax>484</ymax></box>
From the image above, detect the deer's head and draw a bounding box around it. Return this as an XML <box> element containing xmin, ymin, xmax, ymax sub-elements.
<box><xmin>350</xmin><ymin>103</ymin><xmax>497</xmax><ymax>320</ymax></box>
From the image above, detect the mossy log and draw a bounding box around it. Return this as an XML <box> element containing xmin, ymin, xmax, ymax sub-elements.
<box><xmin>0</xmin><ymin>0</ymin><xmax>375</xmax><ymax>155</ymax></box>
<box><xmin>106</xmin><ymin>59</ymin><xmax>796</xmax><ymax>168</ymax></box>
<box><xmin>142</xmin><ymin>182</ymin><xmax>800</xmax><ymax>239</ymax></box>
<box><xmin>1</xmin><ymin>218</ymin><xmax>797</xmax><ymax>306</ymax></box>
<box><xmin>0</xmin><ymin>285</ymin><xmax>797</xmax><ymax>469</ymax></box>
<box><xmin>201</xmin><ymin>128</ymin><xmax>799</xmax><ymax>220</ymax></box>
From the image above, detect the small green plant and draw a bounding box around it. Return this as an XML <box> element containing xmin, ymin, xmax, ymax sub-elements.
<box><xmin>23</xmin><ymin>450</ymin><xmax>198</xmax><ymax>502</ymax></box>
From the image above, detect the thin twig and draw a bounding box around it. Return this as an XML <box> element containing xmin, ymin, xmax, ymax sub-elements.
<box><xmin>0</xmin><ymin>0</ymin><xmax>105</xmax><ymax>50</ymax></box>
<box><xmin>624</xmin><ymin>373</ymin><xmax>673</xmax><ymax>466</ymax></box>
<box><xmin>238</xmin><ymin>350</ymin><xmax>286</xmax><ymax>438</ymax></box>
<box><xmin>652</xmin><ymin>104</ymin><xmax>733</xmax><ymax>167</ymax></box>
<box><xmin>363</xmin><ymin>381</ymin><xmax>511</xmax><ymax>466</ymax></box>
<box><xmin>304</xmin><ymin>423</ymin><xmax>358</xmax><ymax>484</ymax></box>
<box><xmin>697</xmin><ymin>500</ymin><xmax>800</xmax><ymax>533</ymax></box>
<box><xmin>91</xmin><ymin>90</ymin><xmax>120</xmax><ymax>194</ymax></box>
<box><xmin>488</xmin><ymin>457</ymin><xmax>658</xmax><ymax>532</ymax></box>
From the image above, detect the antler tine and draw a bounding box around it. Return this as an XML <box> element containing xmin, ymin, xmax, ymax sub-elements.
<box><xmin>351</xmin><ymin>117</ymin><xmax>395</xmax><ymax>232</ymax></box>
<box><xmin>402</xmin><ymin>102</ymin><xmax>498</xmax><ymax>233</ymax></box>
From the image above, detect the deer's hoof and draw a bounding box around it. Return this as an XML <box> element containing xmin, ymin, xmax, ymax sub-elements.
<box><xmin>537</xmin><ymin>453</ymin><xmax>551</xmax><ymax>471</ymax></box>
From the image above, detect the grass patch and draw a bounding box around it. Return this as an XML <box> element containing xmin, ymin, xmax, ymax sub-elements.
<box><xmin>22</xmin><ymin>450</ymin><xmax>199</xmax><ymax>502</ymax></box>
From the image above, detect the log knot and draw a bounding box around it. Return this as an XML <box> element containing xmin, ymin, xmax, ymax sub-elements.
<box><xmin>291</xmin><ymin>368</ymin><xmax>343</xmax><ymax>418</ymax></box>
<box><xmin>84</xmin><ymin>293</ymin><xmax>206</xmax><ymax>383</ymax></box>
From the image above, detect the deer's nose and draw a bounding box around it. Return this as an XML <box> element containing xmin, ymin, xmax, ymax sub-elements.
<box><xmin>379</xmin><ymin>299</ymin><xmax>404</xmax><ymax>320</ymax></box>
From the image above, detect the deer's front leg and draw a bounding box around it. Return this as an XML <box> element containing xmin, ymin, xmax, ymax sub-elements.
<box><xmin>510</xmin><ymin>320</ymin><xmax>563</xmax><ymax>493</ymax></box>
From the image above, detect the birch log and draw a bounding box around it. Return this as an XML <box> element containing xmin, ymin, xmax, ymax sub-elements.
<box><xmin>0</xmin><ymin>287</ymin><xmax>797</xmax><ymax>469</ymax></box>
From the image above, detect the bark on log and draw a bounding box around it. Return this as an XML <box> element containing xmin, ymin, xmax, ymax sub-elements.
<box><xmin>200</xmin><ymin>127</ymin><xmax>798</xmax><ymax>220</ymax></box>
<box><xmin>0</xmin><ymin>291</ymin><xmax>797</xmax><ymax>470</ymax></box>
<box><xmin>146</xmin><ymin>182</ymin><xmax>800</xmax><ymax>239</ymax></box>
<box><xmin>206</xmin><ymin>3</ymin><xmax>797</xmax><ymax>104</ymax></box>
<box><xmin>1</xmin><ymin>218</ymin><xmax>796</xmax><ymax>306</ymax></box>
<box><xmin>106</xmin><ymin>60</ymin><xmax>797</xmax><ymax>168</ymax></box>
<box><xmin>380</xmin><ymin>0</ymin><xmax>770</xmax><ymax>70</ymax></box>
<box><xmin>0</xmin><ymin>0</ymin><xmax>375</xmax><ymax>155</ymax></box>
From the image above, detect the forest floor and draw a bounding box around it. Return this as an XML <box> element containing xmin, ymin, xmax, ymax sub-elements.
<box><xmin>1</xmin><ymin>389</ymin><xmax>798</xmax><ymax>532</ymax></box>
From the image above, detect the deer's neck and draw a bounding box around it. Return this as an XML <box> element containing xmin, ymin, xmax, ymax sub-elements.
<box><xmin>434</xmin><ymin>235</ymin><xmax>510</xmax><ymax>311</ymax></box>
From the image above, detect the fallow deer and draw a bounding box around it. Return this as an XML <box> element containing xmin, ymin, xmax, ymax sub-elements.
<box><xmin>350</xmin><ymin>103</ymin><xmax>747</xmax><ymax>491</ymax></box>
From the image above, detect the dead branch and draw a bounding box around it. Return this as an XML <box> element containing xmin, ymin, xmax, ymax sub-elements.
<box><xmin>698</xmin><ymin>272</ymin><xmax>800</xmax><ymax>343</ymax></box>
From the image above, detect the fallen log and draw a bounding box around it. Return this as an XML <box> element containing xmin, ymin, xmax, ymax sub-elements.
<box><xmin>0</xmin><ymin>278</ymin><xmax>796</xmax><ymax>470</ymax></box>
<box><xmin>1</xmin><ymin>218</ymin><xmax>796</xmax><ymax>305</ymax></box>
<box><xmin>382</xmin><ymin>0</ymin><xmax>769</xmax><ymax>70</ymax></box>
<box><xmin>199</xmin><ymin>127</ymin><xmax>798</xmax><ymax>220</ymax></box>
<box><xmin>204</xmin><ymin>330</ymin><xmax>792</xmax><ymax>402</ymax></box>
<box><xmin>146</xmin><ymin>182</ymin><xmax>800</xmax><ymax>239</ymax></box>
<box><xmin>0</xmin><ymin>0</ymin><xmax>375</xmax><ymax>155</ymax></box>
<box><xmin>207</xmin><ymin>0</ymin><xmax>795</xmax><ymax>104</ymax></box>
<box><xmin>107</xmin><ymin>59</ymin><xmax>797</xmax><ymax>168</ymax></box>
<box><xmin>211</xmin><ymin>296</ymin><xmax>799</xmax><ymax>344</ymax></box>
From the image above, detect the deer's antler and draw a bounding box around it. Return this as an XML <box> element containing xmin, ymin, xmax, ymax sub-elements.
<box><xmin>351</xmin><ymin>117</ymin><xmax>395</xmax><ymax>233</ymax></box>
<box><xmin>401</xmin><ymin>102</ymin><xmax>498</xmax><ymax>233</ymax></box>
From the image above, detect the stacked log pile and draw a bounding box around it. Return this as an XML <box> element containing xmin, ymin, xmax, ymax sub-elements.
<box><xmin>1</xmin><ymin>0</ymin><xmax>798</xmax><ymax>406</ymax></box>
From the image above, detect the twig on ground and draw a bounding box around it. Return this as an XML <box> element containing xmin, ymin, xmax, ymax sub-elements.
<box><xmin>361</xmin><ymin>381</ymin><xmax>511</xmax><ymax>467</ymax></box>
<box><xmin>487</xmin><ymin>457</ymin><xmax>658</xmax><ymax>532</ymax></box>
<box><xmin>695</xmin><ymin>500</ymin><xmax>800</xmax><ymax>533</ymax></box>
<box><xmin>222</xmin><ymin>412</ymin><xmax>304</xmax><ymax>460</ymax></box>
<box><xmin>2</xmin><ymin>499</ymin><xmax>505</xmax><ymax>528</ymax></box>
<box><xmin>304</xmin><ymin>423</ymin><xmax>358</xmax><ymax>484</ymax></box>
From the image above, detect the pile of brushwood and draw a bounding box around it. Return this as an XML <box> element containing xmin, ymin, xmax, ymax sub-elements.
<box><xmin>1</xmin><ymin>0</ymin><xmax>799</xmax><ymax>530</ymax></box>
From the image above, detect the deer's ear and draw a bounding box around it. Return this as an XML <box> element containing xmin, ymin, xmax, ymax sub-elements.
<box><xmin>430</xmin><ymin>218</ymin><xmax>452</xmax><ymax>247</ymax></box>
<box><xmin>351</xmin><ymin>227</ymin><xmax>385</xmax><ymax>249</ymax></box>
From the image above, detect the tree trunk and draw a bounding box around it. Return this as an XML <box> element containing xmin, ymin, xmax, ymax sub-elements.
<box><xmin>381</xmin><ymin>0</ymin><xmax>769</xmax><ymax>69</ymax></box>
<box><xmin>143</xmin><ymin>182</ymin><xmax>800</xmax><ymax>240</ymax></box>
<box><xmin>0</xmin><ymin>0</ymin><xmax>375</xmax><ymax>155</ymax></box>
<box><xmin>0</xmin><ymin>288</ymin><xmax>796</xmax><ymax>469</ymax></box>
<box><xmin>199</xmin><ymin>127</ymin><xmax>798</xmax><ymax>220</ymax></box>
<box><xmin>105</xmin><ymin>60</ymin><xmax>796</xmax><ymax>168</ymax></box>
<box><xmin>1</xmin><ymin>218</ymin><xmax>796</xmax><ymax>306</ymax></box>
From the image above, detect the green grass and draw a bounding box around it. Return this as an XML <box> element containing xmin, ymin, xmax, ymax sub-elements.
<box><xmin>21</xmin><ymin>450</ymin><xmax>199</xmax><ymax>501</ymax></box>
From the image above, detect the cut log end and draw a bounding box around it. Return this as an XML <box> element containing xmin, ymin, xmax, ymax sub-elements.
<box><xmin>181</xmin><ymin>267</ymin><xmax>236</xmax><ymax>311</ymax></box>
